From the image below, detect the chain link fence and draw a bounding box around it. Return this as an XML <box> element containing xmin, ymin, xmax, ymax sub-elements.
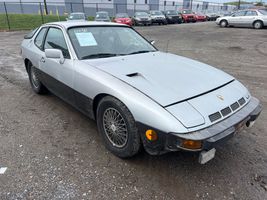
<box><xmin>0</xmin><ymin>1</ymin><xmax>236</xmax><ymax>30</ymax></box>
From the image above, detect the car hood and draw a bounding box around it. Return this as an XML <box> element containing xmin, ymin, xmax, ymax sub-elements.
<box><xmin>183</xmin><ymin>14</ymin><xmax>195</xmax><ymax>16</ymax></box>
<box><xmin>151</xmin><ymin>15</ymin><xmax>165</xmax><ymax>18</ymax></box>
<box><xmin>115</xmin><ymin>18</ymin><xmax>131</xmax><ymax>20</ymax></box>
<box><xmin>83</xmin><ymin>52</ymin><xmax>234</xmax><ymax>107</ymax></box>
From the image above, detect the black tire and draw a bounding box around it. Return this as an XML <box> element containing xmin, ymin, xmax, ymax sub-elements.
<box><xmin>253</xmin><ymin>20</ymin><xmax>263</xmax><ymax>29</ymax></box>
<box><xmin>96</xmin><ymin>96</ymin><xmax>141</xmax><ymax>158</ymax></box>
<box><xmin>28</xmin><ymin>61</ymin><xmax>47</xmax><ymax>94</ymax></box>
<box><xmin>220</xmin><ymin>20</ymin><xmax>228</xmax><ymax>28</ymax></box>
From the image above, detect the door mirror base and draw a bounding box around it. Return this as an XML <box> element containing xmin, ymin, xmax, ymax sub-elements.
<box><xmin>45</xmin><ymin>49</ymin><xmax>65</xmax><ymax>64</ymax></box>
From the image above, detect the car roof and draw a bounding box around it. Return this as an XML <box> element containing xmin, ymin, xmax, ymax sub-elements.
<box><xmin>46</xmin><ymin>21</ymin><xmax>127</xmax><ymax>29</ymax></box>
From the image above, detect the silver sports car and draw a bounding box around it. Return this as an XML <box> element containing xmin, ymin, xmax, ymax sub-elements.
<box><xmin>21</xmin><ymin>21</ymin><xmax>262</xmax><ymax>164</ymax></box>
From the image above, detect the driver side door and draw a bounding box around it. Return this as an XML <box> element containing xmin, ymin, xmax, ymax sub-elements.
<box><xmin>40</xmin><ymin>26</ymin><xmax>75</xmax><ymax>105</ymax></box>
<box><xmin>229</xmin><ymin>11</ymin><xmax>247</xmax><ymax>26</ymax></box>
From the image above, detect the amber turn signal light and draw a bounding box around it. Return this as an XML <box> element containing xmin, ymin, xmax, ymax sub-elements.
<box><xmin>145</xmin><ymin>130</ymin><xmax>158</xmax><ymax>141</ymax></box>
<box><xmin>182</xmin><ymin>140</ymin><xmax>202</xmax><ymax>149</ymax></box>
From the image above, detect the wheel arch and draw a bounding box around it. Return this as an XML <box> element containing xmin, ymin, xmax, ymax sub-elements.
<box><xmin>253</xmin><ymin>19</ymin><xmax>264</xmax><ymax>27</ymax></box>
<box><xmin>24</xmin><ymin>58</ymin><xmax>31</xmax><ymax>73</ymax></box>
<box><xmin>220</xmin><ymin>19</ymin><xmax>228</xmax><ymax>24</ymax></box>
<box><xmin>92</xmin><ymin>93</ymin><xmax>110</xmax><ymax>119</ymax></box>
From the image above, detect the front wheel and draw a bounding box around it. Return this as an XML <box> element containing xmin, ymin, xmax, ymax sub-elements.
<box><xmin>96</xmin><ymin>96</ymin><xmax>141</xmax><ymax>158</ymax></box>
<box><xmin>220</xmin><ymin>20</ymin><xmax>228</xmax><ymax>28</ymax></box>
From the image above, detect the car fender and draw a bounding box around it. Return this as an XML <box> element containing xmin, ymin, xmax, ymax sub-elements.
<box><xmin>73</xmin><ymin>60</ymin><xmax>189</xmax><ymax>134</ymax></box>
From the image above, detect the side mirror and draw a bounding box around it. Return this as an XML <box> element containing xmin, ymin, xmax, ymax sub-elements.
<box><xmin>150</xmin><ymin>40</ymin><xmax>155</xmax><ymax>45</ymax></box>
<box><xmin>45</xmin><ymin>49</ymin><xmax>65</xmax><ymax>64</ymax></box>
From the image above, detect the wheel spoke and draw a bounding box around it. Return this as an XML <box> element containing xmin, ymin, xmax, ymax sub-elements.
<box><xmin>102</xmin><ymin>108</ymin><xmax>128</xmax><ymax>148</ymax></box>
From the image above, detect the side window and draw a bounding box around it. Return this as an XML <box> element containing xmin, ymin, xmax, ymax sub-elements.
<box><xmin>34</xmin><ymin>27</ymin><xmax>47</xmax><ymax>50</ymax></box>
<box><xmin>238</xmin><ymin>11</ymin><xmax>246</xmax><ymax>16</ymax></box>
<box><xmin>235</xmin><ymin>11</ymin><xmax>246</xmax><ymax>16</ymax></box>
<box><xmin>246</xmin><ymin>11</ymin><xmax>257</xmax><ymax>16</ymax></box>
<box><xmin>44</xmin><ymin>27</ymin><xmax>70</xmax><ymax>59</ymax></box>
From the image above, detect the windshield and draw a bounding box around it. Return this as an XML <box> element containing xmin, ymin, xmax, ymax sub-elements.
<box><xmin>68</xmin><ymin>26</ymin><xmax>156</xmax><ymax>60</ymax></box>
<box><xmin>96</xmin><ymin>12</ymin><xmax>109</xmax><ymax>19</ymax></box>
<box><xmin>116</xmin><ymin>13</ymin><xmax>129</xmax><ymax>18</ymax></box>
<box><xmin>135</xmin><ymin>12</ymin><xmax>149</xmax><ymax>17</ymax></box>
<box><xmin>150</xmin><ymin>11</ymin><xmax>162</xmax><ymax>15</ymax></box>
<box><xmin>182</xmin><ymin>10</ymin><xmax>192</xmax><ymax>14</ymax></box>
<box><xmin>166</xmin><ymin>10</ymin><xmax>177</xmax><ymax>15</ymax></box>
<box><xmin>258</xmin><ymin>9</ymin><xmax>267</xmax><ymax>15</ymax></box>
<box><xmin>69</xmin><ymin>13</ymin><xmax>85</xmax><ymax>20</ymax></box>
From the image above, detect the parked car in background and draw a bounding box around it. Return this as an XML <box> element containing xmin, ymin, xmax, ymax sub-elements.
<box><xmin>149</xmin><ymin>10</ymin><xmax>167</xmax><ymax>25</ymax></box>
<box><xmin>195</xmin><ymin>12</ymin><xmax>207</xmax><ymax>22</ymax></box>
<box><xmin>66</xmin><ymin>12</ymin><xmax>86</xmax><ymax>21</ymax></box>
<box><xmin>21</xmin><ymin>21</ymin><xmax>262</xmax><ymax>164</ymax></box>
<box><xmin>95</xmin><ymin>11</ymin><xmax>110</xmax><ymax>22</ymax></box>
<box><xmin>205</xmin><ymin>12</ymin><xmax>219</xmax><ymax>21</ymax></box>
<box><xmin>216</xmin><ymin>9</ymin><xmax>267</xmax><ymax>29</ymax></box>
<box><xmin>180</xmin><ymin>9</ymin><xmax>197</xmax><ymax>23</ymax></box>
<box><xmin>132</xmin><ymin>12</ymin><xmax>152</xmax><ymax>26</ymax></box>
<box><xmin>164</xmin><ymin>10</ymin><xmax>182</xmax><ymax>24</ymax></box>
<box><xmin>114</xmin><ymin>13</ymin><xmax>133</xmax><ymax>26</ymax></box>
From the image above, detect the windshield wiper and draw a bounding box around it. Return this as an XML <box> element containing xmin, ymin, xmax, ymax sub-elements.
<box><xmin>81</xmin><ymin>53</ymin><xmax>118</xmax><ymax>59</ymax></box>
<box><xmin>128</xmin><ymin>50</ymin><xmax>155</xmax><ymax>55</ymax></box>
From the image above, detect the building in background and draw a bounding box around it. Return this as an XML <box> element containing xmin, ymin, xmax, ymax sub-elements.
<box><xmin>0</xmin><ymin>0</ymin><xmax>235</xmax><ymax>16</ymax></box>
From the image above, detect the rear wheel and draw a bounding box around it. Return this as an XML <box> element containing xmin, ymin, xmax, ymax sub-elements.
<box><xmin>253</xmin><ymin>21</ymin><xmax>263</xmax><ymax>29</ymax></box>
<box><xmin>220</xmin><ymin>20</ymin><xmax>228</xmax><ymax>28</ymax></box>
<box><xmin>96</xmin><ymin>96</ymin><xmax>141</xmax><ymax>158</ymax></box>
<box><xmin>28</xmin><ymin>61</ymin><xmax>47</xmax><ymax>94</ymax></box>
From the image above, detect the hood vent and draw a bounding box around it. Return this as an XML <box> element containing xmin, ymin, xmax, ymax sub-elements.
<box><xmin>126</xmin><ymin>72</ymin><xmax>143</xmax><ymax>78</ymax></box>
<box><xmin>126</xmin><ymin>72</ymin><xmax>138</xmax><ymax>77</ymax></box>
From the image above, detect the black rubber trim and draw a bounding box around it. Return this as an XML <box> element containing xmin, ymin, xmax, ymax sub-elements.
<box><xmin>35</xmin><ymin>68</ymin><xmax>95</xmax><ymax>119</ymax></box>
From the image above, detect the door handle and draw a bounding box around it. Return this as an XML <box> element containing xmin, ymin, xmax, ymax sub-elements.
<box><xmin>40</xmin><ymin>57</ymin><xmax>45</xmax><ymax>63</ymax></box>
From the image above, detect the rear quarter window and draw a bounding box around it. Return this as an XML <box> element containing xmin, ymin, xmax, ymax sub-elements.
<box><xmin>24</xmin><ymin>28</ymin><xmax>39</xmax><ymax>39</ymax></box>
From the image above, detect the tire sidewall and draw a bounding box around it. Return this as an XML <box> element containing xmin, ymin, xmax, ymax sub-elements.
<box><xmin>220</xmin><ymin>20</ymin><xmax>227</xmax><ymax>27</ymax></box>
<box><xmin>28</xmin><ymin>63</ymin><xmax>42</xmax><ymax>93</ymax></box>
<box><xmin>97</xmin><ymin>97</ymin><xmax>140</xmax><ymax>158</ymax></box>
<box><xmin>254</xmin><ymin>21</ymin><xmax>263</xmax><ymax>29</ymax></box>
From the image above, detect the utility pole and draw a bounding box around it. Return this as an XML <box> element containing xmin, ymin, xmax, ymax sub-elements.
<box><xmin>237</xmin><ymin>0</ymin><xmax>241</xmax><ymax>10</ymax></box>
<box><xmin>44</xmin><ymin>0</ymin><xmax>48</xmax><ymax>15</ymax></box>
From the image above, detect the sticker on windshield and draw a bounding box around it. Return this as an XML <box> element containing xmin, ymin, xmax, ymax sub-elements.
<box><xmin>75</xmin><ymin>32</ymin><xmax>97</xmax><ymax>47</ymax></box>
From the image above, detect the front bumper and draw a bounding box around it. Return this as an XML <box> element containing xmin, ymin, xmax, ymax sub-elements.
<box><xmin>135</xmin><ymin>20</ymin><xmax>152</xmax><ymax>25</ymax></box>
<box><xmin>138</xmin><ymin>97</ymin><xmax>262</xmax><ymax>155</ymax></box>
<box><xmin>166</xmin><ymin>17</ymin><xmax>182</xmax><ymax>23</ymax></box>
<box><xmin>151</xmin><ymin>18</ymin><xmax>167</xmax><ymax>23</ymax></box>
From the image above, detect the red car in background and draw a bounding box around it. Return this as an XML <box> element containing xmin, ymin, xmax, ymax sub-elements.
<box><xmin>195</xmin><ymin>12</ymin><xmax>207</xmax><ymax>21</ymax></box>
<box><xmin>180</xmin><ymin>9</ymin><xmax>197</xmax><ymax>23</ymax></box>
<box><xmin>114</xmin><ymin>13</ymin><xmax>133</xmax><ymax>26</ymax></box>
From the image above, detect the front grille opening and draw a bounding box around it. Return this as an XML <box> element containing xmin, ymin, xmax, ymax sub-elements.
<box><xmin>209</xmin><ymin>112</ymin><xmax>222</xmax><ymax>122</ymax></box>
<box><xmin>221</xmin><ymin>107</ymin><xmax>231</xmax><ymax>117</ymax></box>
<box><xmin>238</xmin><ymin>97</ymin><xmax>246</xmax><ymax>106</ymax></box>
<box><xmin>231</xmin><ymin>102</ymin><xmax>239</xmax><ymax>111</ymax></box>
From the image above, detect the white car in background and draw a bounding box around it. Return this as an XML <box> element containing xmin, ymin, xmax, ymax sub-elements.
<box><xmin>216</xmin><ymin>9</ymin><xmax>267</xmax><ymax>29</ymax></box>
<box><xmin>66</xmin><ymin>12</ymin><xmax>87</xmax><ymax>21</ymax></box>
